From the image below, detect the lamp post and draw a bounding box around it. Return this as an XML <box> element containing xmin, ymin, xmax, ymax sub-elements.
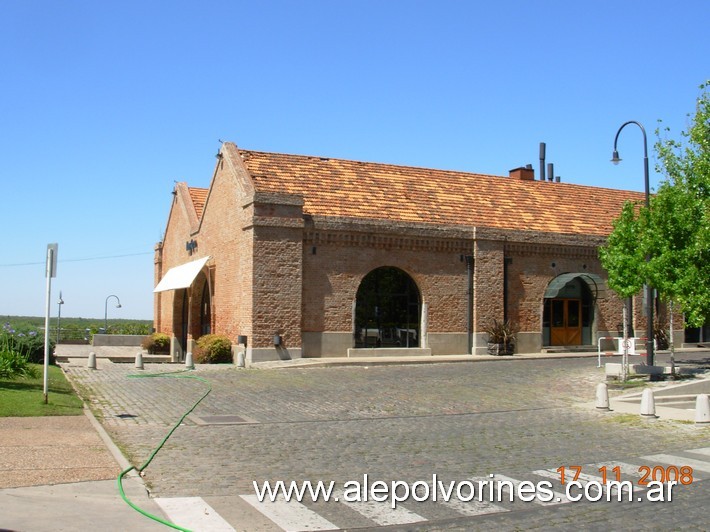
<box><xmin>56</xmin><ymin>291</ymin><xmax>64</xmax><ymax>344</ymax></box>
<box><xmin>611</xmin><ymin>120</ymin><xmax>655</xmax><ymax>367</ymax></box>
<box><xmin>104</xmin><ymin>295</ymin><xmax>122</xmax><ymax>333</ymax></box>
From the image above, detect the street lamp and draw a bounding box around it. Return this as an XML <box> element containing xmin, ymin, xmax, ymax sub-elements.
<box><xmin>611</xmin><ymin>120</ymin><xmax>655</xmax><ymax>367</ymax></box>
<box><xmin>104</xmin><ymin>295</ymin><xmax>122</xmax><ymax>333</ymax></box>
<box><xmin>56</xmin><ymin>291</ymin><xmax>64</xmax><ymax>344</ymax></box>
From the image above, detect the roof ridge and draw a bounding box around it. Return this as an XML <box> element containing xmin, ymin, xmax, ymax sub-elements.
<box><xmin>238</xmin><ymin>148</ymin><xmax>502</xmax><ymax>180</ymax></box>
<box><xmin>237</xmin><ymin>148</ymin><xmax>644</xmax><ymax>194</ymax></box>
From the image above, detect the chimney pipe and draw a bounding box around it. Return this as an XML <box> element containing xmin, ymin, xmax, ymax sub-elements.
<box><xmin>547</xmin><ymin>163</ymin><xmax>554</xmax><ymax>182</ymax></box>
<box><xmin>539</xmin><ymin>142</ymin><xmax>546</xmax><ymax>181</ymax></box>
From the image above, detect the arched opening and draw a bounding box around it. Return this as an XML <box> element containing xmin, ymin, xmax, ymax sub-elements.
<box><xmin>172</xmin><ymin>289</ymin><xmax>188</xmax><ymax>356</ymax></box>
<box><xmin>354</xmin><ymin>267</ymin><xmax>421</xmax><ymax>348</ymax></box>
<box><xmin>543</xmin><ymin>274</ymin><xmax>599</xmax><ymax>346</ymax></box>
<box><xmin>200</xmin><ymin>279</ymin><xmax>211</xmax><ymax>336</ymax></box>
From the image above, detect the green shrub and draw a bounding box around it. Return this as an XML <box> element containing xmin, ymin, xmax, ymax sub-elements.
<box><xmin>1</xmin><ymin>322</ymin><xmax>53</xmax><ymax>365</ymax></box>
<box><xmin>0</xmin><ymin>350</ymin><xmax>38</xmax><ymax>379</ymax></box>
<box><xmin>1</xmin><ymin>323</ymin><xmax>39</xmax><ymax>379</ymax></box>
<box><xmin>141</xmin><ymin>332</ymin><xmax>171</xmax><ymax>354</ymax></box>
<box><xmin>194</xmin><ymin>334</ymin><xmax>233</xmax><ymax>364</ymax></box>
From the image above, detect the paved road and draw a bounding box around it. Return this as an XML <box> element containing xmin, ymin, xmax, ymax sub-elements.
<box><xmin>62</xmin><ymin>355</ymin><xmax>710</xmax><ymax>530</ymax></box>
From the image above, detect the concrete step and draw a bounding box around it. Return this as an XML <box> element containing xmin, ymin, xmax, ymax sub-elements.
<box><xmin>541</xmin><ymin>345</ymin><xmax>597</xmax><ymax>354</ymax></box>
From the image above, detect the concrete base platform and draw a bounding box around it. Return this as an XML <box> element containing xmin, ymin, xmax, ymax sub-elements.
<box><xmin>605</xmin><ymin>362</ymin><xmax>701</xmax><ymax>378</ymax></box>
<box><xmin>607</xmin><ymin>376</ymin><xmax>710</xmax><ymax>422</ymax></box>
<box><xmin>347</xmin><ymin>347</ymin><xmax>432</xmax><ymax>357</ymax></box>
<box><xmin>54</xmin><ymin>344</ymin><xmax>171</xmax><ymax>364</ymax></box>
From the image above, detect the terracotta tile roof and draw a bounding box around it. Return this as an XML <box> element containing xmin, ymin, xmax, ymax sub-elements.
<box><xmin>188</xmin><ymin>187</ymin><xmax>208</xmax><ymax>219</ymax></box>
<box><xmin>239</xmin><ymin>150</ymin><xmax>644</xmax><ymax>236</ymax></box>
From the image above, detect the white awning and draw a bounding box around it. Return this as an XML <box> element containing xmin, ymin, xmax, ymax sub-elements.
<box><xmin>154</xmin><ymin>256</ymin><xmax>210</xmax><ymax>293</ymax></box>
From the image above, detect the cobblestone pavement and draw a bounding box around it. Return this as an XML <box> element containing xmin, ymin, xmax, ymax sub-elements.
<box><xmin>61</xmin><ymin>356</ymin><xmax>710</xmax><ymax>530</ymax></box>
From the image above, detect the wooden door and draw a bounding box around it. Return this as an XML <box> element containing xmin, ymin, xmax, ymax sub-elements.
<box><xmin>550</xmin><ymin>299</ymin><xmax>582</xmax><ymax>345</ymax></box>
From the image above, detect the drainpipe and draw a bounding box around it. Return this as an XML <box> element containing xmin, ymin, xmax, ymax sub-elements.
<box><xmin>465</xmin><ymin>255</ymin><xmax>474</xmax><ymax>354</ymax></box>
<box><xmin>504</xmin><ymin>257</ymin><xmax>512</xmax><ymax>322</ymax></box>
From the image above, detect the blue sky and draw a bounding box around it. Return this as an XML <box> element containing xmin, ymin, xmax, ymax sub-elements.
<box><xmin>1</xmin><ymin>0</ymin><xmax>708</xmax><ymax>320</ymax></box>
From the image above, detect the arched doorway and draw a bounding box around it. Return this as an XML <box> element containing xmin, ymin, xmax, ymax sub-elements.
<box><xmin>543</xmin><ymin>274</ymin><xmax>602</xmax><ymax>346</ymax></box>
<box><xmin>200</xmin><ymin>279</ymin><xmax>211</xmax><ymax>336</ymax></box>
<box><xmin>172</xmin><ymin>289</ymin><xmax>188</xmax><ymax>356</ymax></box>
<box><xmin>354</xmin><ymin>267</ymin><xmax>421</xmax><ymax>348</ymax></box>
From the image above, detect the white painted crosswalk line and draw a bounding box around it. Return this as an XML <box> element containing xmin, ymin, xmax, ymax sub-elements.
<box><xmin>640</xmin><ymin>454</ymin><xmax>710</xmax><ymax>474</ymax></box>
<box><xmin>336</xmin><ymin>492</ymin><xmax>426</xmax><ymax>526</ymax></box>
<box><xmin>154</xmin><ymin>497</ymin><xmax>235</xmax><ymax>531</ymax></box>
<box><xmin>436</xmin><ymin>478</ymin><xmax>508</xmax><ymax>517</ymax></box>
<box><xmin>529</xmin><ymin>469</ymin><xmax>576</xmax><ymax>502</ymax></box>
<box><xmin>686</xmin><ymin>446</ymin><xmax>710</xmax><ymax>457</ymax></box>
<box><xmin>577</xmin><ymin>472</ymin><xmax>643</xmax><ymax>494</ymax></box>
<box><xmin>493</xmin><ymin>474</ymin><xmax>569</xmax><ymax>505</ymax></box>
<box><xmin>240</xmin><ymin>494</ymin><xmax>337</xmax><ymax>531</ymax></box>
<box><xmin>532</xmin><ymin>468</ymin><xmax>642</xmax><ymax>497</ymax></box>
<box><xmin>589</xmin><ymin>461</ymin><xmax>644</xmax><ymax>477</ymax></box>
<box><xmin>438</xmin><ymin>497</ymin><xmax>509</xmax><ymax>517</ymax></box>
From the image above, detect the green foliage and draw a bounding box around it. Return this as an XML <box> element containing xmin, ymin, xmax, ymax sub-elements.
<box><xmin>194</xmin><ymin>334</ymin><xmax>233</xmax><ymax>364</ymax></box>
<box><xmin>13</xmin><ymin>328</ymin><xmax>55</xmax><ymax>364</ymax></box>
<box><xmin>599</xmin><ymin>201</ymin><xmax>648</xmax><ymax>298</ymax></box>
<box><xmin>652</xmin><ymin>81</ymin><xmax>710</xmax><ymax>327</ymax></box>
<box><xmin>141</xmin><ymin>332</ymin><xmax>171</xmax><ymax>353</ymax></box>
<box><xmin>0</xmin><ymin>350</ymin><xmax>38</xmax><ymax>380</ymax></box>
<box><xmin>0</xmin><ymin>322</ymin><xmax>49</xmax><ymax>375</ymax></box>
<box><xmin>1</xmin><ymin>316</ymin><xmax>153</xmax><ymax>344</ymax></box>
<box><xmin>601</xmin><ymin>82</ymin><xmax>710</xmax><ymax>327</ymax></box>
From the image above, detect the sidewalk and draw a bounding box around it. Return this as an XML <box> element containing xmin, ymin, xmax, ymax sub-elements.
<box><xmin>0</xmin><ymin>407</ymin><xmax>168</xmax><ymax>530</ymax></box>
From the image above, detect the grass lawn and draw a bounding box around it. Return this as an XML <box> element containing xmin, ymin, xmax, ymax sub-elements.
<box><xmin>0</xmin><ymin>363</ymin><xmax>84</xmax><ymax>416</ymax></box>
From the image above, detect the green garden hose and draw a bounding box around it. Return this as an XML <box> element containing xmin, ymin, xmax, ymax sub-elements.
<box><xmin>117</xmin><ymin>369</ymin><xmax>212</xmax><ymax>531</ymax></box>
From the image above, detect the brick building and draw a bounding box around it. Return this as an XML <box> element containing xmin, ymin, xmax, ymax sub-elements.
<box><xmin>154</xmin><ymin>141</ymin><xmax>654</xmax><ymax>363</ymax></box>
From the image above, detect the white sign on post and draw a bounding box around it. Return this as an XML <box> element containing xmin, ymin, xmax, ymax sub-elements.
<box><xmin>43</xmin><ymin>243</ymin><xmax>58</xmax><ymax>404</ymax></box>
<box><xmin>46</xmin><ymin>243</ymin><xmax>58</xmax><ymax>278</ymax></box>
<box><xmin>616</xmin><ymin>338</ymin><xmax>636</xmax><ymax>355</ymax></box>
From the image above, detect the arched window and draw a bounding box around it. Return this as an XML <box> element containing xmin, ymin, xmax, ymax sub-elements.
<box><xmin>355</xmin><ymin>267</ymin><xmax>421</xmax><ymax>348</ymax></box>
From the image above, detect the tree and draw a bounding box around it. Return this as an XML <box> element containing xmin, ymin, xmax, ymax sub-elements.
<box><xmin>651</xmin><ymin>81</ymin><xmax>710</xmax><ymax>327</ymax></box>
<box><xmin>599</xmin><ymin>201</ymin><xmax>647</xmax><ymax>379</ymax></box>
<box><xmin>600</xmin><ymin>82</ymin><xmax>710</xmax><ymax>372</ymax></box>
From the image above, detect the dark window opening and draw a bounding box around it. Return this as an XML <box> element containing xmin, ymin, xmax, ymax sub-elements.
<box><xmin>355</xmin><ymin>267</ymin><xmax>421</xmax><ymax>348</ymax></box>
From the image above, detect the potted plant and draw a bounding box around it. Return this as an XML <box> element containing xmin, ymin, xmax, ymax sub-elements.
<box><xmin>484</xmin><ymin>319</ymin><xmax>516</xmax><ymax>355</ymax></box>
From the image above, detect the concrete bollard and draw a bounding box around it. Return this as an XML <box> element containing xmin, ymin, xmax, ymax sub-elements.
<box><xmin>640</xmin><ymin>388</ymin><xmax>656</xmax><ymax>418</ymax></box>
<box><xmin>135</xmin><ymin>352</ymin><xmax>144</xmax><ymax>370</ymax></box>
<box><xmin>185</xmin><ymin>351</ymin><xmax>195</xmax><ymax>370</ymax></box>
<box><xmin>695</xmin><ymin>394</ymin><xmax>710</xmax><ymax>424</ymax></box>
<box><xmin>237</xmin><ymin>351</ymin><xmax>246</xmax><ymax>368</ymax></box>
<box><xmin>595</xmin><ymin>382</ymin><xmax>610</xmax><ymax>410</ymax></box>
<box><xmin>87</xmin><ymin>352</ymin><xmax>97</xmax><ymax>370</ymax></box>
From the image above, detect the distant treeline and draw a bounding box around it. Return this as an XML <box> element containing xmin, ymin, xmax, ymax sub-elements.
<box><xmin>2</xmin><ymin>316</ymin><xmax>153</xmax><ymax>337</ymax></box>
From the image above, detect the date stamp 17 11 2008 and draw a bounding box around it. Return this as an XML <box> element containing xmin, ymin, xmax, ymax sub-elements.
<box><xmin>556</xmin><ymin>465</ymin><xmax>694</xmax><ymax>486</ymax></box>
